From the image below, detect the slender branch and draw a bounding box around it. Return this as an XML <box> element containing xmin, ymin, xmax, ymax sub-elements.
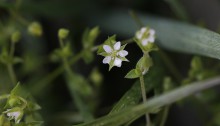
<box><xmin>129</xmin><ymin>10</ymin><xmax>144</xmax><ymax>28</ymax></box>
<box><xmin>159</xmin><ymin>106</ymin><xmax>170</xmax><ymax>126</ymax></box>
<box><xmin>140</xmin><ymin>75</ymin><xmax>151</xmax><ymax>126</ymax></box>
<box><xmin>7</xmin><ymin>42</ymin><xmax>17</xmax><ymax>86</ymax></box>
<box><xmin>0</xmin><ymin>94</ymin><xmax>10</xmax><ymax>100</ymax></box>
<box><xmin>158</xmin><ymin>50</ymin><xmax>183</xmax><ymax>82</ymax></box>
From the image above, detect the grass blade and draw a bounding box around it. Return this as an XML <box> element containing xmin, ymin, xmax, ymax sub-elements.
<box><xmin>75</xmin><ymin>76</ymin><xmax>220</xmax><ymax>126</ymax></box>
<box><xmin>89</xmin><ymin>10</ymin><xmax>220</xmax><ymax>60</ymax></box>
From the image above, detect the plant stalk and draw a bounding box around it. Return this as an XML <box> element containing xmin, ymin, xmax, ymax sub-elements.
<box><xmin>140</xmin><ymin>75</ymin><xmax>151</xmax><ymax>126</ymax></box>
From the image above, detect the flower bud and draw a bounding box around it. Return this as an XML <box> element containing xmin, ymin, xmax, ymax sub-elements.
<box><xmin>90</xmin><ymin>68</ymin><xmax>103</xmax><ymax>86</ymax></box>
<box><xmin>28</xmin><ymin>22</ymin><xmax>43</xmax><ymax>37</ymax></box>
<box><xmin>89</xmin><ymin>26</ymin><xmax>100</xmax><ymax>42</ymax></box>
<box><xmin>58</xmin><ymin>28</ymin><xmax>69</xmax><ymax>39</ymax></box>
<box><xmin>11</xmin><ymin>31</ymin><xmax>21</xmax><ymax>43</ymax></box>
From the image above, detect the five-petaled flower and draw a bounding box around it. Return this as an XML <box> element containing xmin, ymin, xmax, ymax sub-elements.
<box><xmin>102</xmin><ymin>41</ymin><xmax>128</xmax><ymax>70</ymax></box>
<box><xmin>3</xmin><ymin>107</ymin><xmax>24</xmax><ymax>124</ymax></box>
<box><xmin>135</xmin><ymin>27</ymin><xmax>155</xmax><ymax>46</ymax></box>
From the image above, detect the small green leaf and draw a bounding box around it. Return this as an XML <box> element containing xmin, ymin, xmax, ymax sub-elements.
<box><xmin>10</xmin><ymin>83</ymin><xmax>28</xmax><ymax>99</ymax></box>
<box><xmin>136</xmin><ymin>54</ymin><xmax>153</xmax><ymax>74</ymax></box>
<box><xmin>125</xmin><ymin>69</ymin><xmax>141</xmax><ymax>79</ymax></box>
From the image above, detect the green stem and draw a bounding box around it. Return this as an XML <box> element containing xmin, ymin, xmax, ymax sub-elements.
<box><xmin>158</xmin><ymin>50</ymin><xmax>183</xmax><ymax>83</ymax></box>
<box><xmin>59</xmin><ymin>38</ymin><xmax>94</xmax><ymax>121</ymax></box>
<box><xmin>122</xmin><ymin>38</ymin><xmax>134</xmax><ymax>45</ymax></box>
<box><xmin>7</xmin><ymin>42</ymin><xmax>17</xmax><ymax>86</ymax></box>
<box><xmin>139</xmin><ymin>75</ymin><xmax>151</xmax><ymax>126</ymax></box>
<box><xmin>159</xmin><ymin>106</ymin><xmax>170</xmax><ymax>126</ymax></box>
<box><xmin>9</xmin><ymin>9</ymin><xmax>29</xmax><ymax>26</ymax></box>
<box><xmin>0</xmin><ymin>94</ymin><xmax>10</xmax><ymax>100</ymax></box>
<box><xmin>129</xmin><ymin>10</ymin><xmax>144</xmax><ymax>28</ymax></box>
<box><xmin>18</xmin><ymin>96</ymin><xmax>28</xmax><ymax>109</ymax></box>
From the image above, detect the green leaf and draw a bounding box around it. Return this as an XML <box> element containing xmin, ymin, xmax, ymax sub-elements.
<box><xmin>75</xmin><ymin>76</ymin><xmax>220</xmax><ymax>126</ymax></box>
<box><xmin>124</xmin><ymin>69</ymin><xmax>141</xmax><ymax>79</ymax></box>
<box><xmin>10</xmin><ymin>83</ymin><xmax>28</xmax><ymax>99</ymax></box>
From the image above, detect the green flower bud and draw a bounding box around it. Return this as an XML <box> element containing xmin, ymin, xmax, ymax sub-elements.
<box><xmin>8</xmin><ymin>96</ymin><xmax>20</xmax><ymax>107</ymax></box>
<box><xmin>28</xmin><ymin>22</ymin><xmax>43</xmax><ymax>37</ymax></box>
<box><xmin>58</xmin><ymin>28</ymin><xmax>69</xmax><ymax>39</ymax></box>
<box><xmin>90</xmin><ymin>68</ymin><xmax>103</xmax><ymax>86</ymax></box>
<box><xmin>11</xmin><ymin>31</ymin><xmax>21</xmax><ymax>43</ymax></box>
<box><xmin>89</xmin><ymin>26</ymin><xmax>100</xmax><ymax>42</ymax></box>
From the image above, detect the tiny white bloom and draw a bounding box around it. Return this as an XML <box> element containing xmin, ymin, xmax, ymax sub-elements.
<box><xmin>4</xmin><ymin>108</ymin><xmax>24</xmax><ymax>124</ymax></box>
<box><xmin>102</xmin><ymin>41</ymin><xmax>128</xmax><ymax>69</ymax></box>
<box><xmin>135</xmin><ymin>27</ymin><xmax>156</xmax><ymax>46</ymax></box>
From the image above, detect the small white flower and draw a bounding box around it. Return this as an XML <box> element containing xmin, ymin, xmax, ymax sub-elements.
<box><xmin>135</xmin><ymin>27</ymin><xmax>156</xmax><ymax>46</ymax></box>
<box><xmin>102</xmin><ymin>41</ymin><xmax>128</xmax><ymax>69</ymax></box>
<box><xmin>4</xmin><ymin>107</ymin><xmax>24</xmax><ymax>124</ymax></box>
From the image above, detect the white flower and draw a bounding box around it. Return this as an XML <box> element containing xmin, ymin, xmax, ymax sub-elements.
<box><xmin>135</xmin><ymin>27</ymin><xmax>155</xmax><ymax>46</ymax></box>
<box><xmin>102</xmin><ymin>41</ymin><xmax>128</xmax><ymax>69</ymax></box>
<box><xmin>3</xmin><ymin>107</ymin><xmax>24</xmax><ymax>124</ymax></box>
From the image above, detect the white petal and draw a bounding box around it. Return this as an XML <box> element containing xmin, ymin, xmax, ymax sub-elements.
<box><xmin>149</xmin><ymin>29</ymin><xmax>155</xmax><ymax>35</ymax></box>
<box><xmin>102</xmin><ymin>56</ymin><xmax>111</xmax><ymax>64</ymax></box>
<box><xmin>136</xmin><ymin>32</ymin><xmax>143</xmax><ymax>39</ymax></box>
<box><xmin>118</xmin><ymin>50</ymin><xmax>128</xmax><ymax>57</ymax></box>
<box><xmin>114</xmin><ymin>42</ymin><xmax>121</xmax><ymax>50</ymax></box>
<box><xmin>114</xmin><ymin>58</ymin><xmax>122</xmax><ymax>67</ymax></box>
<box><xmin>103</xmin><ymin>45</ymin><xmax>112</xmax><ymax>53</ymax></box>
<box><xmin>142</xmin><ymin>39</ymin><xmax>149</xmax><ymax>46</ymax></box>
<box><xmin>140</xmin><ymin>27</ymin><xmax>147</xmax><ymax>34</ymax></box>
<box><xmin>148</xmin><ymin>36</ymin><xmax>155</xmax><ymax>43</ymax></box>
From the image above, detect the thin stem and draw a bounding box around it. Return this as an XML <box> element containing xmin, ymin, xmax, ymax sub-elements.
<box><xmin>159</xmin><ymin>106</ymin><xmax>170</xmax><ymax>126</ymax></box>
<box><xmin>158</xmin><ymin>50</ymin><xmax>183</xmax><ymax>83</ymax></box>
<box><xmin>129</xmin><ymin>10</ymin><xmax>144</xmax><ymax>28</ymax></box>
<box><xmin>139</xmin><ymin>75</ymin><xmax>151</xmax><ymax>126</ymax></box>
<box><xmin>18</xmin><ymin>96</ymin><xmax>28</xmax><ymax>109</ymax></box>
<box><xmin>9</xmin><ymin>9</ymin><xmax>29</xmax><ymax>26</ymax></box>
<box><xmin>7</xmin><ymin>42</ymin><xmax>17</xmax><ymax>86</ymax></box>
<box><xmin>0</xmin><ymin>94</ymin><xmax>10</xmax><ymax>100</ymax></box>
<box><xmin>121</xmin><ymin>38</ymin><xmax>134</xmax><ymax>45</ymax></box>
